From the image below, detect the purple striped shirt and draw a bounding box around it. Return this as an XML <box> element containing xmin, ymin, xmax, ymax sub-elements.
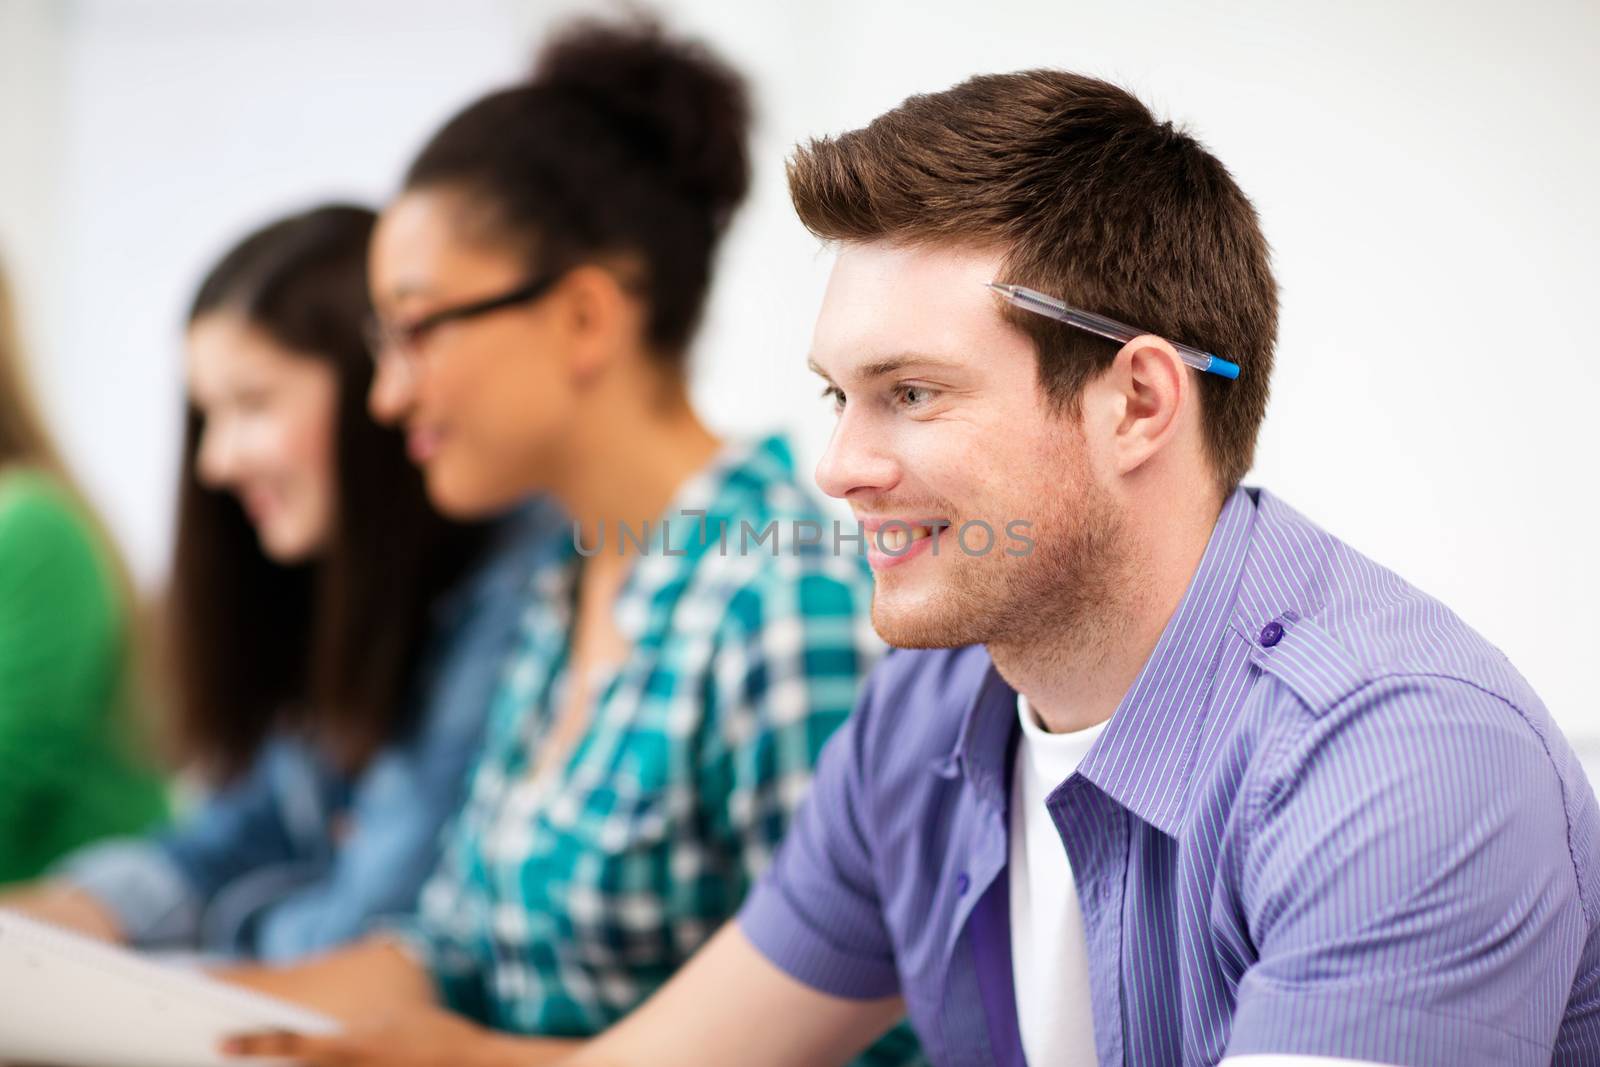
<box><xmin>739</xmin><ymin>486</ymin><xmax>1600</xmax><ymax>1066</ymax></box>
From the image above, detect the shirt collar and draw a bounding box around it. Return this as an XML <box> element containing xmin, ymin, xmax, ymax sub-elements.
<box><xmin>943</xmin><ymin>661</ymin><xmax>1023</xmax><ymax>811</ymax></box>
<box><xmin>1074</xmin><ymin>485</ymin><xmax>1259</xmax><ymax>836</ymax></box>
<box><xmin>941</xmin><ymin>486</ymin><xmax>1261</xmax><ymax>835</ymax></box>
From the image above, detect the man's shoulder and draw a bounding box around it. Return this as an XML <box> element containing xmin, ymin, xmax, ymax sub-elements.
<box><xmin>1240</xmin><ymin>490</ymin><xmax>1598</xmax><ymax>923</ymax></box>
<box><xmin>1246</xmin><ymin>489</ymin><xmax>1540</xmax><ymax>717</ymax></box>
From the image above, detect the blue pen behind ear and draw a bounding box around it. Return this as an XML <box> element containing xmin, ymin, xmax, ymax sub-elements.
<box><xmin>987</xmin><ymin>283</ymin><xmax>1241</xmax><ymax>380</ymax></box>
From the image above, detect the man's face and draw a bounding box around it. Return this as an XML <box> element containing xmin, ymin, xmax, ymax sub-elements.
<box><xmin>809</xmin><ymin>241</ymin><xmax>1123</xmax><ymax>649</ymax></box>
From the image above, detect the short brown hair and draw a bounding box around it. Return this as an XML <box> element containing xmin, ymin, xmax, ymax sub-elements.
<box><xmin>788</xmin><ymin>70</ymin><xmax>1277</xmax><ymax>490</ymax></box>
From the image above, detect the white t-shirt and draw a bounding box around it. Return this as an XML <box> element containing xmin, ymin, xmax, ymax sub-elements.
<box><xmin>1008</xmin><ymin>693</ymin><xmax>1108</xmax><ymax>1066</ymax></box>
<box><xmin>1007</xmin><ymin>693</ymin><xmax>1388</xmax><ymax>1067</ymax></box>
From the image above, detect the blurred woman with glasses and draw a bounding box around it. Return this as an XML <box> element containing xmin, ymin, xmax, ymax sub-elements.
<box><xmin>1</xmin><ymin>205</ymin><xmax>557</xmax><ymax>960</ymax></box>
<box><xmin>219</xmin><ymin>16</ymin><xmax>922</xmax><ymax>1067</ymax></box>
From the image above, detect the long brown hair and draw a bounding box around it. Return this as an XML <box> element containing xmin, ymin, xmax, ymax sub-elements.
<box><xmin>171</xmin><ymin>205</ymin><xmax>489</xmax><ymax>780</ymax></box>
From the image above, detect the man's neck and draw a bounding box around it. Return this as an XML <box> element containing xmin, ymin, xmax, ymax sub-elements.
<box><xmin>989</xmin><ymin>493</ymin><xmax>1224</xmax><ymax>735</ymax></box>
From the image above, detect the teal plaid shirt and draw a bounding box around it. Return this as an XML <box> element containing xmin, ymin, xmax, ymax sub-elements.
<box><xmin>410</xmin><ymin>436</ymin><xmax>922</xmax><ymax>1064</ymax></box>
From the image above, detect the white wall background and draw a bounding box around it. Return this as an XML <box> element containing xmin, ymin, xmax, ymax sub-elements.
<box><xmin>2</xmin><ymin>0</ymin><xmax>1596</xmax><ymax>745</ymax></box>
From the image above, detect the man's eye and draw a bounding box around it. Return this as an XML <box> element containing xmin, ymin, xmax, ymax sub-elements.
<box><xmin>820</xmin><ymin>384</ymin><xmax>845</xmax><ymax>411</ymax></box>
<box><xmin>896</xmin><ymin>385</ymin><xmax>935</xmax><ymax>407</ymax></box>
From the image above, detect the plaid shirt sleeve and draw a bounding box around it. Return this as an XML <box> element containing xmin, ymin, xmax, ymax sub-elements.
<box><xmin>697</xmin><ymin>556</ymin><xmax>880</xmax><ymax>892</ymax></box>
<box><xmin>699</xmin><ymin>559</ymin><xmax>926</xmax><ymax>1067</ymax></box>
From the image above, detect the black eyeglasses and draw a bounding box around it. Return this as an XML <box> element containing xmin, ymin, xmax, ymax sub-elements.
<box><xmin>365</xmin><ymin>271</ymin><xmax>565</xmax><ymax>370</ymax></box>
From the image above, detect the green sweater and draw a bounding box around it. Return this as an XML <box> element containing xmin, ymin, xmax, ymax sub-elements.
<box><xmin>0</xmin><ymin>467</ymin><xmax>167</xmax><ymax>884</ymax></box>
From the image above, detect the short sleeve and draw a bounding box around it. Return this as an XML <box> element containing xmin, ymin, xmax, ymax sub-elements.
<box><xmin>1227</xmin><ymin>675</ymin><xmax>1586</xmax><ymax>1066</ymax></box>
<box><xmin>737</xmin><ymin>660</ymin><xmax>902</xmax><ymax>1000</ymax></box>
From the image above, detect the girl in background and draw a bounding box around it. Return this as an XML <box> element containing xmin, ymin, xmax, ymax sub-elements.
<box><xmin>0</xmin><ymin>257</ymin><xmax>168</xmax><ymax>883</ymax></box>
<box><xmin>2</xmin><ymin>205</ymin><xmax>556</xmax><ymax>959</ymax></box>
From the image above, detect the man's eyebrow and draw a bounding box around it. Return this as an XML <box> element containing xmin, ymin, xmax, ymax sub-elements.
<box><xmin>806</xmin><ymin>353</ymin><xmax>967</xmax><ymax>384</ymax></box>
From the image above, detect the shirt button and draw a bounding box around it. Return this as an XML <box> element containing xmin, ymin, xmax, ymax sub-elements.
<box><xmin>1259</xmin><ymin>620</ymin><xmax>1284</xmax><ymax>647</ymax></box>
<box><xmin>956</xmin><ymin>872</ymin><xmax>971</xmax><ymax>896</ymax></box>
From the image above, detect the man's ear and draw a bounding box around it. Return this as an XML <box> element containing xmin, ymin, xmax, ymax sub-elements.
<box><xmin>1091</xmin><ymin>334</ymin><xmax>1189</xmax><ymax>477</ymax></box>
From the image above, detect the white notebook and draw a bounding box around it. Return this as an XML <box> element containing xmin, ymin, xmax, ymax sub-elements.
<box><xmin>0</xmin><ymin>909</ymin><xmax>341</xmax><ymax>1066</ymax></box>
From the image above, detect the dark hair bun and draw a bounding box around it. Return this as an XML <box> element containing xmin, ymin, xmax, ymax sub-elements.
<box><xmin>404</xmin><ymin>16</ymin><xmax>751</xmax><ymax>357</ymax></box>
<box><xmin>530</xmin><ymin>17</ymin><xmax>750</xmax><ymax>229</ymax></box>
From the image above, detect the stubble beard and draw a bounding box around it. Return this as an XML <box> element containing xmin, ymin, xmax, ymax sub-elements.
<box><xmin>869</xmin><ymin>464</ymin><xmax>1130</xmax><ymax>657</ymax></box>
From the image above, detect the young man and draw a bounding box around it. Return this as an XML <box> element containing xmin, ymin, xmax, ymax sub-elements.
<box><xmin>560</xmin><ymin>70</ymin><xmax>1600</xmax><ymax>1067</ymax></box>
<box><xmin>234</xmin><ymin>70</ymin><xmax>1598</xmax><ymax>1067</ymax></box>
